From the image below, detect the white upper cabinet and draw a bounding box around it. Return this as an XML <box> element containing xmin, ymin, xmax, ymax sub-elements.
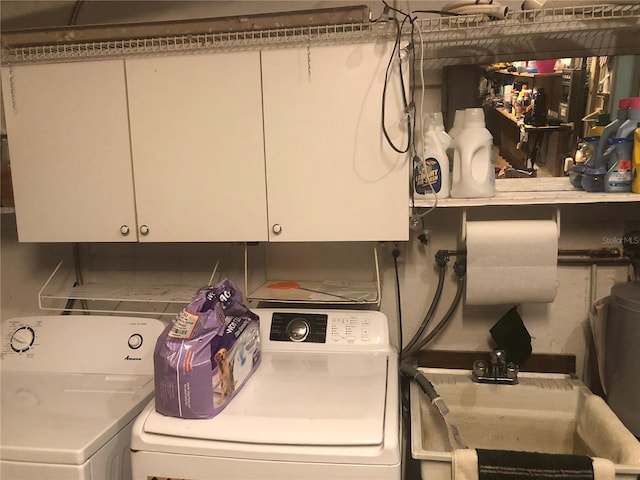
<box><xmin>125</xmin><ymin>51</ymin><xmax>268</xmax><ymax>242</ymax></box>
<box><xmin>261</xmin><ymin>42</ymin><xmax>409</xmax><ymax>242</ymax></box>
<box><xmin>1</xmin><ymin>60</ymin><xmax>136</xmax><ymax>242</ymax></box>
<box><xmin>2</xmin><ymin>43</ymin><xmax>409</xmax><ymax>243</ymax></box>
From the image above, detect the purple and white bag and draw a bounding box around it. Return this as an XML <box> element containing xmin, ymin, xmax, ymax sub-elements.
<box><xmin>153</xmin><ymin>278</ymin><xmax>261</xmax><ymax>419</ymax></box>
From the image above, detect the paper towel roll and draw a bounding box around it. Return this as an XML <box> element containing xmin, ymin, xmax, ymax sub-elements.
<box><xmin>465</xmin><ymin>220</ymin><xmax>558</xmax><ymax>305</ymax></box>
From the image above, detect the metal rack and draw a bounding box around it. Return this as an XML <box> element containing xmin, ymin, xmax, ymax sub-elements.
<box><xmin>408</xmin><ymin>3</ymin><xmax>640</xmax><ymax>64</ymax></box>
<box><xmin>36</xmin><ymin>243</ymin><xmax>243</xmax><ymax>317</ymax></box>
<box><xmin>2</xmin><ymin>4</ymin><xmax>639</xmax><ymax>65</ymax></box>
<box><xmin>1</xmin><ymin>23</ymin><xmax>387</xmax><ymax>64</ymax></box>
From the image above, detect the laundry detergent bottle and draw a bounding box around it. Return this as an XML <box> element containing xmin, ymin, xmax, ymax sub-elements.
<box><xmin>616</xmin><ymin>97</ymin><xmax>640</xmax><ymax>140</ymax></box>
<box><xmin>451</xmin><ymin>108</ymin><xmax>495</xmax><ymax>198</ymax></box>
<box><xmin>414</xmin><ymin>112</ymin><xmax>452</xmax><ymax>198</ymax></box>
<box><xmin>446</xmin><ymin>109</ymin><xmax>465</xmax><ymax>169</ymax></box>
<box><xmin>605</xmin><ymin>138</ymin><xmax>633</xmax><ymax>193</ymax></box>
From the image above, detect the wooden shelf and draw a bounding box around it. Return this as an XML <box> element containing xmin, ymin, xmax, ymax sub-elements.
<box><xmin>494</xmin><ymin>69</ymin><xmax>562</xmax><ymax>78</ymax></box>
<box><xmin>494</xmin><ymin>107</ymin><xmax>571</xmax><ymax>131</ymax></box>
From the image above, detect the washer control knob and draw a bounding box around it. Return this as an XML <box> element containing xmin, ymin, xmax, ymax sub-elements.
<box><xmin>10</xmin><ymin>326</ymin><xmax>35</xmax><ymax>353</ymax></box>
<box><xmin>286</xmin><ymin>318</ymin><xmax>310</xmax><ymax>342</ymax></box>
<box><xmin>272</xmin><ymin>224</ymin><xmax>282</xmax><ymax>235</ymax></box>
<box><xmin>139</xmin><ymin>225</ymin><xmax>150</xmax><ymax>236</ymax></box>
<box><xmin>128</xmin><ymin>333</ymin><xmax>143</xmax><ymax>350</ymax></box>
<box><xmin>120</xmin><ymin>225</ymin><xmax>130</xmax><ymax>236</ymax></box>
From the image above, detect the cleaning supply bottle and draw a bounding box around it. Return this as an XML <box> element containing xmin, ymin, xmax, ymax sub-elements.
<box><xmin>451</xmin><ymin>108</ymin><xmax>495</xmax><ymax>198</ymax></box>
<box><xmin>618</xmin><ymin>97</ymin><xmax>631</xmax><ymax>123</ymax></box>
<box><xmin>414</xmin><ymin>112</ymin><xmax>452</xmax><ymax>198</ymax></box>
<box><xmin>633</xmin><ymin>125</ymin><xmax>640</xmax><ymax>194</ymax></box>
<box><xmin>616</xmin><ymin>97</ymin><xmax>640</xmax><ymax>140</ymax></box>
<box><xmin>590</xmin><ymin>117</ymin><xmax>621</xmax><ymax>168</ymax></box>
<box><xmin>605</xmin><ymin>138</ymin><xmax>633</xmax><ymax>193</ymax></box>
<box><xmin>588</xmin><ymin>112</ymin><xmax>611</xmax><ymax>136</ymax></box>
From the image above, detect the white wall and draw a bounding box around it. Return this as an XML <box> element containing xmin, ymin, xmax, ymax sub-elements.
<box><xmin>1</xmin><ymin>0</ymin><xmax>639</xmax><ymax>387</ymax></box>
<box><xmin>3</xmin><ymin>202</ymin><xmax>638</xmax><ymax>384</ymax></box>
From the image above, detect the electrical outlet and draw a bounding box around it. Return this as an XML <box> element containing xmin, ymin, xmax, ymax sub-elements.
<box><xmin>417</xmin><ymin>229</ymin><xmax>432</xmax><ymax>246</ymax></box>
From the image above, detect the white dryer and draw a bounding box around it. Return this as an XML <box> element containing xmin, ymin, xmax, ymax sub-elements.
<box><xmin>131</xmin><ymin>308</ymin><xmax>401</xmax><ymax>480</ymax></box>
<box><xmin>1</xmin><ymin>315</ymin><xmax>165</xmax><ymax>480</ymax></box>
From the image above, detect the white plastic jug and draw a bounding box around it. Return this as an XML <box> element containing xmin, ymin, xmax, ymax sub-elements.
<box><xmin>450</xmin><ymin>108</ymin><xmax>496</xmax><ymax>198</ymax></box>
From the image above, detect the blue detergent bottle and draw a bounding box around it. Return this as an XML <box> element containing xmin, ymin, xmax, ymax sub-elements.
<box><xmin>589</xmin><ymin>118</ymin><xmax>621</xmax><ymax>168</ymax></box>
<box><xmin>605</xmin><ymin>138</ymin><xmax>633</xmax><ymax>193</ymax></box>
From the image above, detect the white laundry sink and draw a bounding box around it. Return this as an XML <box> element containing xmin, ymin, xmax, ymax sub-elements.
<box><xmin>410</xmin><ymin>368</ymin><xmax>640</xmax><ymax>480</ymax></box>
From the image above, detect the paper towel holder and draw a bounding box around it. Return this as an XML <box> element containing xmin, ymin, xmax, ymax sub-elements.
<box><xmin>461</xmin><ymin>206</ymin><xmax>561</xmax><ymax>242</ymax></box>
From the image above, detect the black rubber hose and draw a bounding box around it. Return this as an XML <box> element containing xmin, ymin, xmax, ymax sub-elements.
<box><xmin>401</xmin><ymin>265</ymin><xmax>446</xmax><ymax>359</ymax></box>
<box><xmin>400</xmin><ymin>363</ymin><xmax>439</xmax><ymax>402</ymax></box>
<box><xmin>410</xmin><ymin>274</ymin><xmax>466</xmax><ymax>353</ymax></box>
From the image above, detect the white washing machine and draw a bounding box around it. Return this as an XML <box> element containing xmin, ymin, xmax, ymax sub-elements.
<box><xmin>131</xmin><ymin>308</ymin><xmax>401</xmax><ymax>480</ymax></box>
<box><xmin>1</xmin><ymin>315</ymin><xmax>165</xmax><ymax>480</ymax></box>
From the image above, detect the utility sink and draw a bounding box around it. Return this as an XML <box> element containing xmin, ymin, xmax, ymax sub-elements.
<box><xmin>410</xmin><ymin>368</ymin><xmax>640</xmax><ymax>480</ymax></box>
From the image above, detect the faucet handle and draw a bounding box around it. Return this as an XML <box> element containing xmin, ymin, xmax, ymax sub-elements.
<box><xmin>506</xmin><ymin>362</ymin><xmax>519</xmax><ymax>380</ymax></box>
<box><xmin>491</xmin><ymin>349</ymin><xmax>507</xmax><ymax>366</ymax></box>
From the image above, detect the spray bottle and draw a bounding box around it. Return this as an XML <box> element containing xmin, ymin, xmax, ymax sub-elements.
<box><xmin>415</xmin><ymin>112</ymin><xmax>452</xmax><ymax>198</ymax></box>
<box><xmin>450</xmin><ymin>108</ymin><xmax>495</xmax><ymax>198</ymax></box>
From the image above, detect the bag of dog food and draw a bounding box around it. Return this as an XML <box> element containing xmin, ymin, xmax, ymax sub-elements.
<box><xmin>153</xmin><ymin>278</ymin><xmax>261</xmax><ymax>419</ymax></box>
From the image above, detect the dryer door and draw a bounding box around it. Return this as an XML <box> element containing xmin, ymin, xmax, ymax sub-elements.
<box><xmin>143</xmin><ymin>351</ymin><xmax>389</xmax><ymax>446</ymax></box>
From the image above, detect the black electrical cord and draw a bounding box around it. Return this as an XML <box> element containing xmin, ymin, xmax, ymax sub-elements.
<box><xmin>392</xmin><ymin>247</ymin><xmax>403</xmax><ymax>357</ymax></box>
<box><xmin>69</xmin><ymin>1</ymin><xmax>84</xmax><ymax>25</ymax></box>
<box><xmin>412</xmin><ymin>10</ymin><xmax>462</xmax><ymax>16</ymax></box>
<box><xmin>381</xmin><ymin>16</ymin><xmax>412</xmax><ymax>154</ymax></box>
<box><xmin>381</xmin><ymin>0</ymin><xmax>414</xmax><ymax>22</ymax></box>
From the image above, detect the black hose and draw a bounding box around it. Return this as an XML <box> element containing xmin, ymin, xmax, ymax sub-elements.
<box><xmin>400</xmin><ymin>363</ymin><xmax>439</xmax><ymax>402</ymax></box>
<box><xmin>408</xmin><ymin>273</ymin><xmax>466</xmax><ymax>355</ymax></box>
<box><xmin>401</xmin><ymin>265</ymin><xmax>446</xmax><ymax>359</ymax></box>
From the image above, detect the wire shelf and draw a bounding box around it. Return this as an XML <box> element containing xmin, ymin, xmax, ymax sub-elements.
<box><xmin>3</xmin><ymin>4</ymin><xmax>638</xmax><ymax>65</ymax></box>
<box><xmin>2</xmin><ymin>22</ymin><xmax>389</xmax><ymax>64</ymax></box>
<box><xmin>408</xmin><ymin>4</ymin><xmax>640</xmax><ymax>61</ymax></box>
<box><xmin>412</xmin><ymin>3</ymin><xmax>640</xmax><ymax>34</ymax></box>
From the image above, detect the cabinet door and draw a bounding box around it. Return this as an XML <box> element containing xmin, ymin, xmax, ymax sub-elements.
<box><xmin>125</xmin><ymin>51</ymin><xmax>268</xmax><ymax>242</ymax></box>
<box><xmin>261</xmin><ymin>42</ymin><xmax>409</xmax><ymax>242</ymax></box>
<box><xmin>1</xmin><ymin>61</ymin><xmax>136</xmax><ymax>242</ymax></box>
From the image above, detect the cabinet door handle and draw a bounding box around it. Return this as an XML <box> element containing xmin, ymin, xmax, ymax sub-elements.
<box><xmin>272</xmin><ymin>224</ymin><xmax>282</xmax><ymax>235</ymax></box>
<box><xmin>139</xmin><ymin>225</ymin><xmax>150</xmax><ymax>236</ymax></box>
<box><xmin>120</xmin><ymin>225</ymin><xmax>130</xmax><ymax>236</ymax></box>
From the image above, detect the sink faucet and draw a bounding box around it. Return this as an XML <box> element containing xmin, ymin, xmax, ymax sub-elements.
<box><xmin>472</xmin><ymin>349</ymin><xmax>519</xmax><ymax>385</ymax></box>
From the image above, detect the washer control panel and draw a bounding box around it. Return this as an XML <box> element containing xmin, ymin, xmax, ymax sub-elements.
<box><xmin>10</xmin><ymin>325</ymin><xmax>37</xmax><ymax>353</ymax></box>
<box><xmin>1</xmin><ymin>315</ymin><xmax>165</xmax><ymax>374</ymax></box>
<box><xmin>263</xmin><ymin>310</ymin><xmax>388</xmax><ymax>347</ymax></box>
